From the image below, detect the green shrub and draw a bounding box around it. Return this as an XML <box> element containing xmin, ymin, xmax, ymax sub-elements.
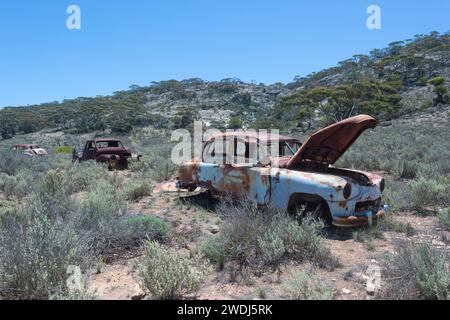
<box><xmin>228</xmin><ymin>116</ymin><xmax>242</xmax><ymax>129</ymax></box>
<box><xmin>284</xmin><ymin>216</ymin><xmax>340</xmax><ymax>270</ymax></box>
<box><xmin>136</xmin><ymin>241</ymin><xmax>207</xmax><ymax>299</ymax></box>
<box><xmin>203</xmin><ymin>201</ymin><xmax>339</xmax><ymax>274</ymax></box>
<box><xmin>0</xmin><ymin>172</ymin><xmax>30</xmax><ymax>199</ymax></box>
<box><xmin>77</xmin><ymin>180</ymin><xmax>127</xmax><ymax>251</ymax></box>
<box><xmin>200</xmin><ymin>237</ymin><xmax>226</xmax><ymax>270</ymax></box>
<box><xmin>33</xmin><ymin>170</ymin><xmax>74</xmax><ymax>219</ymax></box>
<box><xmin>380</xmin><ymin>240</ymin><xmax>450</xmax><ymax>300</ymax></box>
<box><xmin>125</xmin><ymin>181</ymin><xmax>152</xmax><ymax>201</ymax></box>
<box><xmin>66</xmin><ymin>161</ymin><xmax>104</xmax><ymax>193</ymax></box>
<box><xmin>283</xmin><ymin>270</ymin><xmax>335</xmax><ymax>300</ymax></box>
<box><xmin>408</xmin><ymin>177</ymin><xmax>448</xmax><ymax>208</ymax></box>
<box><xmin>50</xmin><ymin>288</ymin><xmax>97</xmax><ymax>300</ymax></box>
<box><xmin>147</xmin><ymin>157</ymin><xmax>177</xmax><ymax>182</ymax></box>
<box><xmin>0</xmin><ymin>151</ymin><xmax>31</xmax><ymax>175</ymax></box>
<box><xmin>0</xmin><ymin>207</ymin><xmax>87</xmax><ymax>299</ymax></box>
<box><xmin>394</xmin><ymin>160</ymin><xmax>418</xmax><ymax>179</ymax></box>
<box><xmin>54</xmin><ymin>146</ymin><xmax>73</xmax><ymax>154</ymax></box>
<box><xmin>382</xmin><ymin>185</ymin><xmax>403</xmax><ymax>213</ymax></box>
<box><xmin>118</xmin><ymin>214</ymin><xmax>170</xmax><ymax>245</ymax></box>
<box><xmin>438</xmin><ymin>207</ymin><xmax>450</xmax><ymax>231</ymax></box>
<box><xmin>257</xmin><ymin>231</ymin><xmax>285</xmax><ymax>268</ymax></box>
<box><xmin>421</xmin><ymin>100</ymin><xmax>433</xmax><ymax>110</ymax></box>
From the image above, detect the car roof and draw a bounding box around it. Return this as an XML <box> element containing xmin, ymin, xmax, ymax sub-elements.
<box><xmin>205</xmin><ymin>132</ymin><xmax>300</xmax><ymax>144</ymax></box>
<box><xmin>92</xmin><ymin>138</ymin><xmax>122</xmax><ymax>143</ymax></box>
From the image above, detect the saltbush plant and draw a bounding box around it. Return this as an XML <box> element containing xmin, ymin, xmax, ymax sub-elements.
<box><xmin>201</xmin><ymin>200</ymin><xmax>339</xmax><ymax>274</ymax></box>
<box><xmin>136</xmin><ymin>241</ymin><xmax>207</xmax><ymax>299</ymax></box>
<box><xmin>0</xmin><ymin>205</ymin><xmax>87</xmax><ymax>299</ymax></box>
<box><xmin>283</xmin><ymin>269</ymin><xmax>335</xmax><ymax>300</ymax></box>
<box><xmin>380</xmin><ymin>240</ymin><xmax>450</xmax><ymax>300</ymax></box>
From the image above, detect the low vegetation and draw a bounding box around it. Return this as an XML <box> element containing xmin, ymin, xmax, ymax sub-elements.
<box><xmin>283</xmin><ymin>269</ymin><xmax>335</xmax><ymax>300</ymax></box>
<box><xmin>201</xmin><ymin>200</ymin><xmax>340</xmax><ymax>276</ymax></box>
<box><xmin>438</xmin><ymin>207</ymin><xmax>450</xmax><ymax>231</ymax></box>
<box><xmin>379</xmin><ymin>240</ymin><xmax>450</xmax><ymax>300</ymax></box>
<box><xmin>0</xmin><ymin>149</ymin><xmax>171</xmax><ymax>299</ymax></box>
<box><xmin>0</xmin><ymin>202</ymin><xmax>87</xmax><ymax>299</ymax></box>
<box><xmin>136</xmin><ymin>241</ymin><xmax>208</xmax><ymax>299</ymax></box>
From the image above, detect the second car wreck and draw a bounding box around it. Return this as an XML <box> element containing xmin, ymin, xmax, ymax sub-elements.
<box><xmin>73</xmin><ymin>138</ymin><xmax>141</xmax><ymax>170</ymax></box>
<box><xmin>176</xmin><ymin>115</ymin><xmax>387</xmax><ymax>227</ymax></box>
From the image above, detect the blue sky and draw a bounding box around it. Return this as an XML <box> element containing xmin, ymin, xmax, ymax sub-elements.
<box><xmin>0</xmin><ymin>0</ymin><xmax>449</xmax><ymax>107</ymax></box>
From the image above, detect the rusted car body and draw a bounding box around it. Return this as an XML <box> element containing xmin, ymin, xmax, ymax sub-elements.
<box><xmin>177</xmin><ymin>115</ymin><xmax>386</xmax><ymax>227</ymax></box>
<box><xmin>73</xmin><ymin>138</ymin><xmax>140</xmax><ymax>170</ymax></box>
<box><xmin>11</xmin><ymin>144</ymin><xmax>48</xmax><ymax>156</ymax></box>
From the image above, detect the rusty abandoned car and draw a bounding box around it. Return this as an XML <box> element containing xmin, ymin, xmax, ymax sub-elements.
<box><xmin>11</xmin><ymin>144</ymin><xmax>48</xmax><ymax>157</ymax></box>
<box><xmin>73</xmin><ymin>138</ymin><xmax>141</xmax><ymax>170</ymax></box>
<box><xmin>177</xmin><ymin>115</ymin><xmax>387</xmax><ymax>227</ymax></box>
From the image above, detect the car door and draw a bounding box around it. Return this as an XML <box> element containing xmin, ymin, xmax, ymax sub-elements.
<box><xmin>84</xmin><ymin>141</ymin><xmax>96</xmax><ymax>160</ymax></box>
<box><xmin>218</xmin><ymin>136</ymin><xmax>271</xmax><ymax>204</ymax></box>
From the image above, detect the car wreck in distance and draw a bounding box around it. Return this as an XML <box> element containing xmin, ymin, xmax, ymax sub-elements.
<box><xmin>73</xmin><ymin>138</ymin><xmax>141</xmax><ymax>170</ymax></box>
<box><xmin>11</xmin><ymin>144</ymin><xmax>48</xmax><ymax>157</ymax></box>
<box><xmin>176</xmin><ymin>115</ymin><xmax>386</xmax><ymax>227</ymax></box>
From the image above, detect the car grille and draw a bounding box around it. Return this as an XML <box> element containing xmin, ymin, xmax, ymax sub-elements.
<box><xmin>355</xmin><ymin>199</ymin><xmax>381</xmax><ymax>213</ymax></box>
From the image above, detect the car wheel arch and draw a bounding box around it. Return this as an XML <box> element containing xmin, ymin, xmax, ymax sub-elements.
<box><xmin>287</xmin><ymin>192</ymin><xmax>332</xmax><ymax>222</ymax></box>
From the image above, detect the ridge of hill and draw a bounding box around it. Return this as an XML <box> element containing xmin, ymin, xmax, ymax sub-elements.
<box><xmin>1</xmin><ymin>31</ymin><xmax>449</xmax><ymax>139</ymax></box>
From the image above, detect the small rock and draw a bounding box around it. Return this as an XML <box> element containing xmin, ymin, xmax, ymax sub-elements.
<box><xmin>131</xmin><ymin>292</ymin><xmax>146</xmax><ymax>300</ymax></box>
<box><xmin>366</xmin><ymin>286</ymin><xmax>376</xmax><ymax>296</ymax></box>
<box><xmin>331</xmin><ymin>278</ymin><xmax>336</xmax><ymax>282</ymax></box>
<box><xmin>342</xmin><ymin>288</ymin><xmax>352</xmax><ymax>295</ymax></box>
<box><xmin>211</xmin><ymin>226</ymin><xmax>220</xmax><ymax>234</ymax></box>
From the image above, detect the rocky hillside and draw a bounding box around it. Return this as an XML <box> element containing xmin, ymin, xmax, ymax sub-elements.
<box><xmin>1</xmin><ymin>31</ymin><xmax>449</xmax><ymax>139</ymax></box>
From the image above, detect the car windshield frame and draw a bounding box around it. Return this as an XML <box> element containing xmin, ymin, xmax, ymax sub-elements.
<box><xmin>96</xmin><ymin>141</ymin><xmax>124</xmax><ymax>149</ymax></box>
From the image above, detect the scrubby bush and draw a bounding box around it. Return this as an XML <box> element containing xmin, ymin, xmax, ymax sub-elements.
<box><xmin>408</xmin><ymin>177</ymin><xmax>448</xmax><ymax>208</ymax></box>
<box><xmin>54</xmin><ymin>146</ymin><xmax>73</xmax><ymax>154</ymax></box>
<box><xmin>66</xmin><ymin>161</ymin><xmax>105</xmax><ymax>193</ymax></box>
<box><xmin>50</xmin><ymin>288</ymin><xmax>97</xmax><ymax>300</ymax></box>
<box><xmin>77</xmin><ymin>180</ymin><xmax>127</xmax><ymax>251</ymax></box>
<box><xmin>394</xmin><ymin>160</ymin><xmax>418</xmax><ymax>179</ymax></box>
<box><xmin>117</xmin><ymin>214</ymin><xmax>170</xmax><ymax>245</ymax></box>
<box><xmin>136</xmin><ymin>241</ymin><xmax>207</xmax><ymax>299</ymax></box>
<box><xmin>438</xmin><ymin>207</ymin><xmax>450</xmax><ymax>231</ymax></box>
<box><xmin>0</xmin><ymin>151</ymin><xmax>31</xmax><ymax>175</ymax></box>
<box><xmin>200</xmin><ymin>237</ymin><xmax>226</xmax><ymax>270</ymax></box>
<box><xmin>379</xmin><ymin>240</ymin><xmax>450</xmax><ymax>300</ymax></box>
<box><xmin>125</xmin><ymin>181</ymin><xmax>152</xmax><ymax>201</ymax></box>
<box><xmin>283</xmin><ymin>269</ymin><xmax>335</xmax><ymax>300</ymax></box>
<box><xmin>382</xmin><ymin>183</ymin><xmax>404</xmax><ymax>213</ymax></box>
<box><xmin>0</xmin><ymin>206</ymin><xmax>87</xmax><ymax>299</ymax></box>
<box><xmin>201</xmin><ymin>201</ymin><xmax>339</xmax><ymax>274</ymax></box>
<box><xmin>77</xmin><ymin>180</ymin><xmax>168</xmax><ymax>251</ymax></box>
<box><xmin>34</xmin><ymin>170</ymin><xmax>74</xmax><ymax>219</ymax></box>
<box><xmin>147</xmin><ymin>156</ymin><xmax>177</xmax><ymax>182</ymax></box>
<box><xmin>0</xmin><ymin>172</ymin><xmax>30</xmax><ymax>199</ymax></box>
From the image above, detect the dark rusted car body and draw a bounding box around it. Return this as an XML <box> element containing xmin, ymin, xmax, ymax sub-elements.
<box><xmin>73</xmin><ymin>138</ymin><xmax>140</xmax><ymax>169</ymax></box>
<box><xmin>177</xmin><ymin>115</ymin><xmax>386</xmax><ymax>227</ymax></box>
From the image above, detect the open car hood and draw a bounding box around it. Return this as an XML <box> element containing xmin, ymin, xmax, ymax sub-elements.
<box><xmin>286</xmin><ymin>115</ymin><xmax>377</xmax><ymax>167</ymax></box>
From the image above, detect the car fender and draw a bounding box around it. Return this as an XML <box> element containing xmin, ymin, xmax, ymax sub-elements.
<box><xmin>96</xmin><ymin>154</ymin><xmax>121</xmax><ymax>163</ymax></box>
<box><xmin>269</xmin><ymin>168</ymin><xmax>349</xmax><ymax>210</ymax></box>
